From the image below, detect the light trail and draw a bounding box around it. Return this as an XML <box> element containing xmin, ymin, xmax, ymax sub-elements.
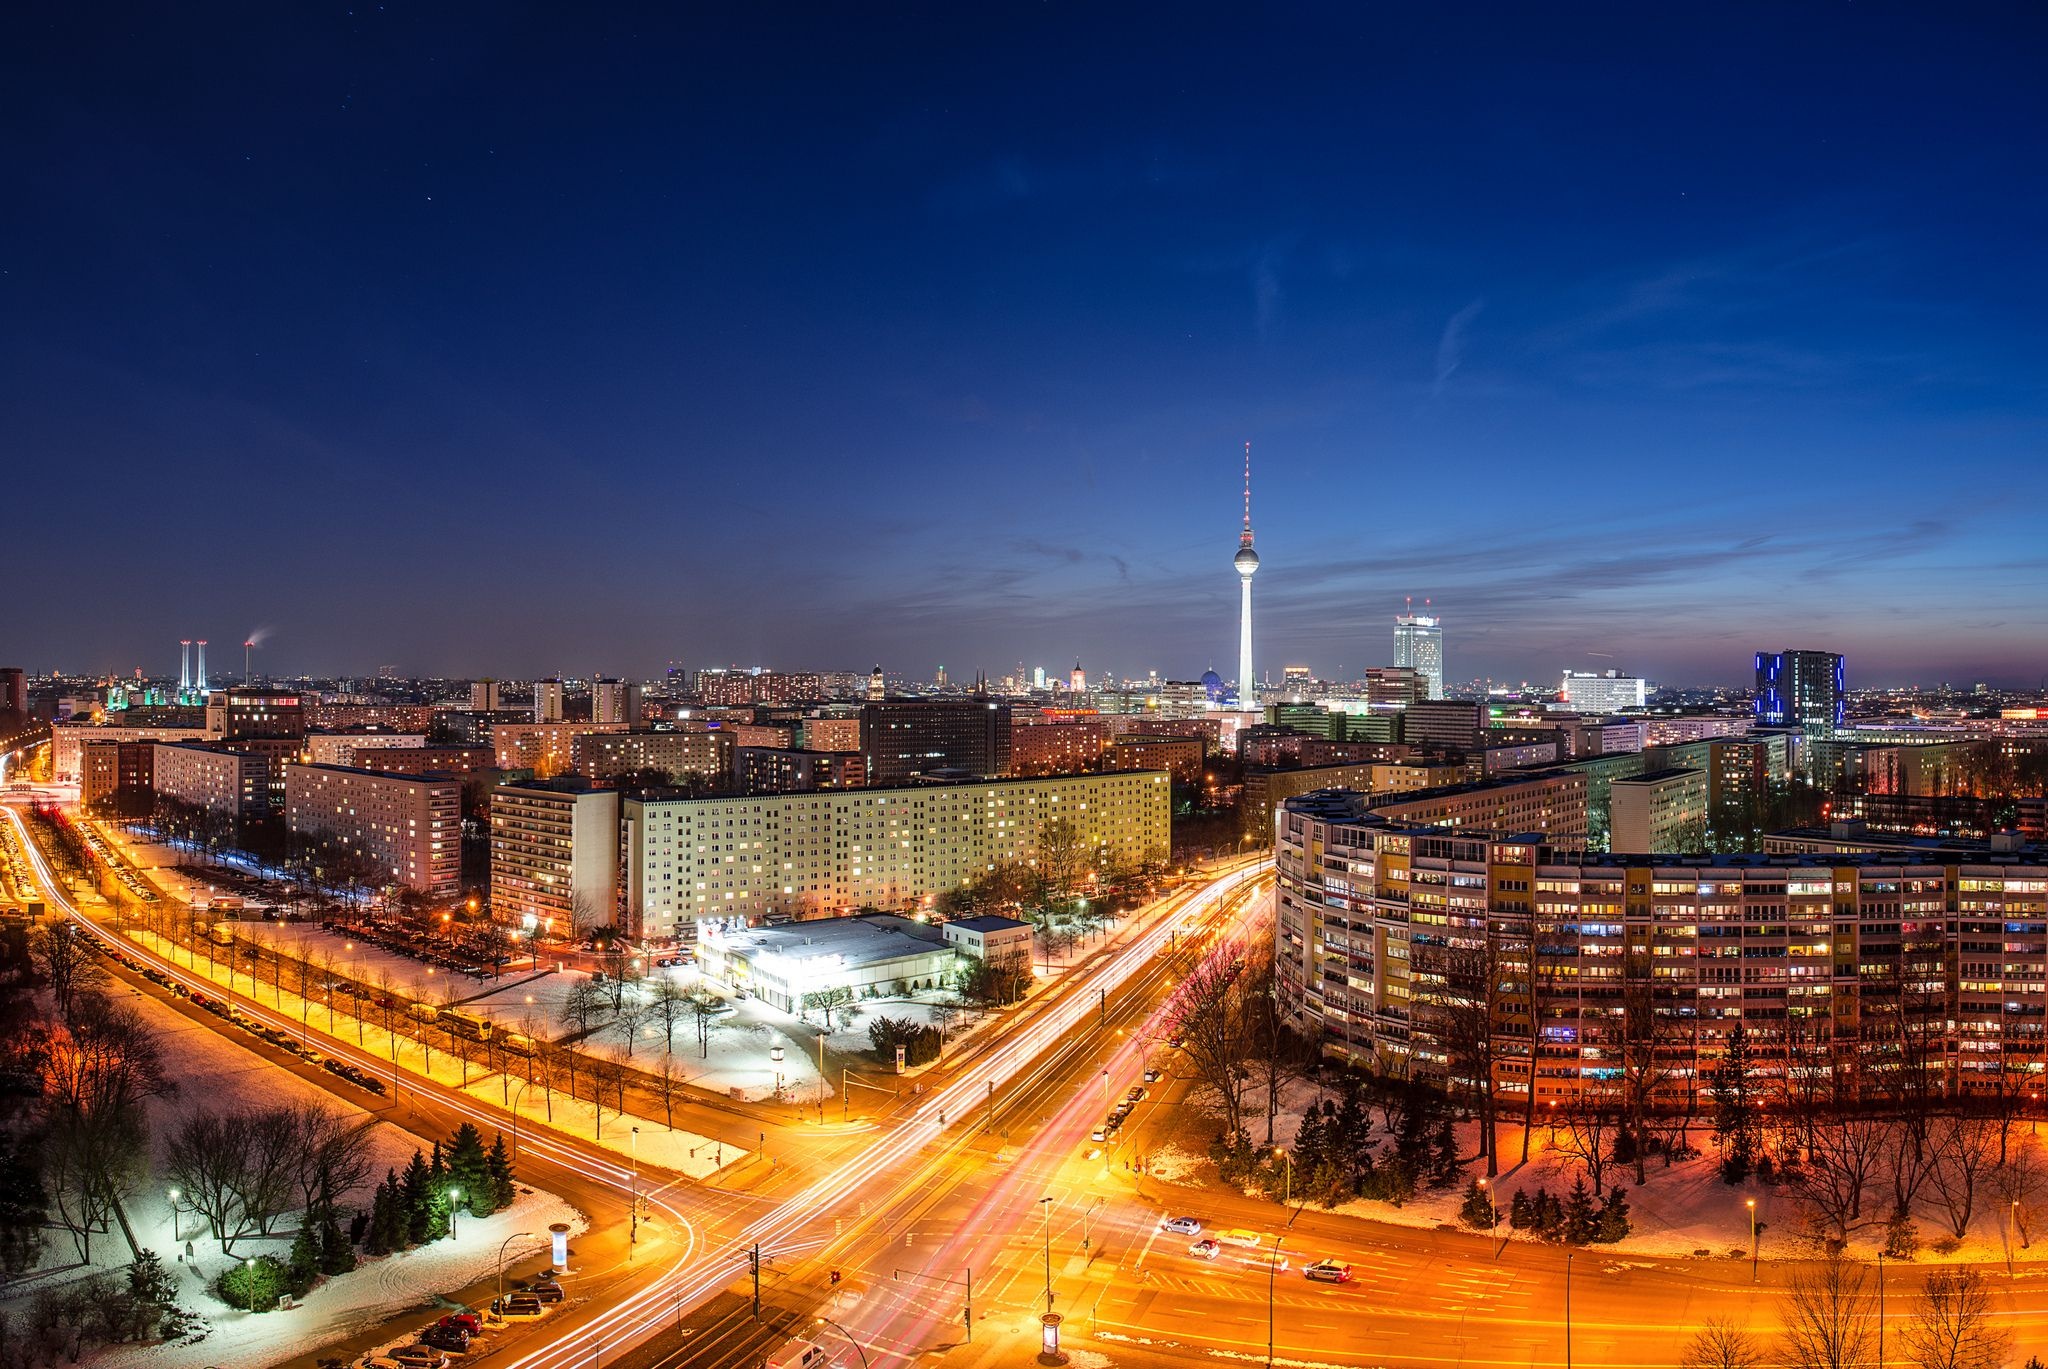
<box><xmin>8</xmin><ymin>797</ymin><xmax>1267</xmax><ymax>1369</ymax></box>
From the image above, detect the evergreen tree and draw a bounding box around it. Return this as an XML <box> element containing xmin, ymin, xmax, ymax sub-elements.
<box><xmin>318</xmin><ymin>1207</ymin><xmax>356</xmax><ymax>1275</ymax></box>
<box><xmin>1429</xmin><ymin>1115</ymin><xmax>1460</xmax><ymax>1188</ymax></box>
<box><xmin>487</xmin><ymin>1133</ymin><xmax>516</xmax><ymax>1209</ymax></box>
<box><xmin>1563</xmin><ymin>1177</ymin><xmax>1598</xmax><ymax>1245</ymax></box>
<box><xmin>286</xmin><ymin>1228</ymin><xmax>320</xmax><ymax>1297</ymax></box>
<box><xmin>1458</xmin><ymin>1178</ymin><xmax>1497</xmax><ymax>1230</ymax></box>
<box><xmin>1595</xmin><ymin>1185</ymin><xmax>1632</xmax><ymax>1243</ymax></box>
<box><xmin>401</xmin><ymin>1150</ymin><xmax>434</xmax><ymax>1247</ymax></box>
<box><xmin>1710</xmin><ymin>1026</ymin><xmax>1758</xmax><ymax>1183</ymax></box>
<box><xmin>1533</xmin><ymin>1187</ymin><xmax>1563</xmax><ymax>1240</ymax></box>
<box><xmin>1508</xmin><ymin>1188</ymin><xmax>1535</xmax><ymax>1230</ymax></box>
<box><xmin>363</xmin><ymin>1177</ymin><xmax>394</xmax><ymax>1256</ymax></box>
<box><xmin>447</xmin><ymin>1123</ymin><xmax>493</xmax><ymax>1217</ymax></box>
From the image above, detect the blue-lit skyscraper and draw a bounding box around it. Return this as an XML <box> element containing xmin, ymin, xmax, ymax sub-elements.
<box><xmin>1753</xmin><ymin>649</ymin><xmax>1844</xmax><ymax>737</ymax></box>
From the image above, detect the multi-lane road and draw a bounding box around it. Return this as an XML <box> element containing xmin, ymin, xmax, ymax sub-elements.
<box><xmin>13</xmin><ymin>783</ymin><xmax>2047</xmax><ymax>1369</ymax></box>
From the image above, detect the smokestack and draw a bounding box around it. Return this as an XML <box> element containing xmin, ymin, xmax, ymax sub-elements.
<box><xmin>196</xmin><ymin>641</ymin><xmax>208</xmax><ymax>692</ymax></box>
<box><xmin>244</xmin><ymin>640</ymin><xmax>254</xmax><ymax>685</ymax></box>
<box><xmin>179</xmin><ymin>640</ymin><xmax>191</xmax><ymax>692</ymax></box>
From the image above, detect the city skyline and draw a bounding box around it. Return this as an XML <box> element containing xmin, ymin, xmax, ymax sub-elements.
<box><xmin>7</xmin><ymin>8</ymin><xmax>2045</xmax><ymax>686</ymax></box>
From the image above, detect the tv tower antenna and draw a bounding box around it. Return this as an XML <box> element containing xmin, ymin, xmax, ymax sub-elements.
<box><xmin>1240</xmin><ymin>441</ymin><xmax>1254</xmax><ymax>547</ymax></box>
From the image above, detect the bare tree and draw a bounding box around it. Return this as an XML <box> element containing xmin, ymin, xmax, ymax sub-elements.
<box><xmin>653</xmin><ymin>1050</ymin><xmax>684</xmax><ymax>1129</ymax></box>
<box><xmin>612</xmin><ymin>995</ymin><xmax>651</xmax><ymax>1056</ymax></box>
<box><xmin>31</xmin><ymin>924</ymin><xmax>103</xmax><ymax>1022</ymax></box>
<box><xmin>39</xmin><ymin>995</ymin><xmax>171</xmax><ymax>1261</ymax></box>
<box><xmin>1618</xmin><ymin>950</ymin><xmax>1672</xmax><ymax>1185</ymax></box>
<box><xmin>1900</xmin><ymin>1266</ymin><xmax>2009</xmax><ymax>1369</ymax></box>
<box><xmin>1680</xmin><ymin>1317</ymin><xmax>1767</xmax><ymax>1369</ymax></box>
<box><xmin>1992</xmin><ymin>1139</ymin><xmax>2045</xmax><ymax>1248</ymax></box>
<box><xmin>291</xmin><ymin>1102</ymin><xmax>378</xmax><ymax>1219</ymax></box>
<box><xmin>645</xmin><ymin>976</ymin><xmax>690</xmax><ymax>1052</ymax></box>
<box><xmin>164</xmin><ymin>1112</ymin><xmax>255</xmax><ymax>1254</ymax></box>
<box><xmin>1778</xmin><ymin>1252</ymin><xmax>1878</xmax><ymax>1369</ymax></box>
<box><xmin>1169</xmin><ymin>951</ymin><xmax>1260</xmax><ymax>1140</ymax></box>
<box><xmin>560</xmin><ymin>979</ymin><xmax>607</xmax><ymax>1041</ymax></box>
<box><xmin>800</xmin><ymin>986</ymin><xmax>856</xmax><ymax>1033</ymax></box>
<box><xmin>1925</xmin><ymin>1113</ymin><xmax>2002</xmax><ymax>1240</ymax></box>
<box><xmin>1783</xmin><ymin>1114</ymin><xmax>1887</xmax><ymax>1244</ymax></box>
<box><xmin>1554</xmin><ymin>1099</ymin><xmax>1622</xmax><ymax>1194</ymax></box>
<box><xmin>587</xmin><ymin>1053</ymin><xmax>628</xmax><ymax>1140</ymax></box>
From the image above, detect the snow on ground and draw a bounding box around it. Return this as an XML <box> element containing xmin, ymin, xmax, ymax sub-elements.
<box><xmin>1152</xmin><ymin>1075</ymin><xmax>2048</xmax><ymax>1268</ymax></box>
<box><xmin>0</xmin><ymin>982</ymin><xmax>587</xmax><ymax>1369</ymax></box>
<box><xmin>120</xmin><ymin>929</ymin><xmax>749</xmax><ymax>1175</ymax></box>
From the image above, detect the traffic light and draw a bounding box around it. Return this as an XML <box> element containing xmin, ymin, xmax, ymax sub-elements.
<box><xmin>829</xmin><ymin>1269</ymin><xmax>841</xmax><ymax>1285</ymax></box>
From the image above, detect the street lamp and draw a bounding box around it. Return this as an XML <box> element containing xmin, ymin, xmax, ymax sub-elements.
<box><xmin>1039</xmin><ymin>1196</ymin><xmax>1056</xmax><ymax>1313</ymax></box>
<box><xmin>511</xmin><ymin>1079</ymin><xmax>532</xmax><ymax>1160</ymax></box>
<box><xmin>1479</xmin><ymin>1176</ymin><xmax>1499</xmax><ymax>1259</ymax></box>
<box><xmin>168</xmin><ymin>1188</ymin><xmax>181</xmax><ymax>1245</ymax></box>
<box><xmin>448</xmin><ymin>1188</ymin><xmax>462</xmax><ymax>1241</ymax></box>
<box><xmin>1746</xmin><ymin>1198</ymin><xmax>1757</xmax><ymax>1282</ymax></box>
<box><xmin>2008</xmin><ymin>1199</ymin><xmax>2020</xmax><ymax>1277</ymax></box>
<box><xmin>1265</xmin><ymin>1234</ymin><xmax>1284</xmax><ymax>1369</ymax></box>
<box><xmin>815</xmin><ymin>1317</ymin><xmax>872</xmax><ymax>1369</ymax></box>
<box><xmin>496</xmin><ymin>1231</ymin><xmax>534</xmax><ymax>1315</ymax></box>
<box><xmin>1564</xmin><ymin>1250</ymin><xmax>1575</xmax><ymax>1369</ymax></box>
<box><xmin>630</xmin><ymin>1127</ymin><xmax>640</xmax><ymax>1247</ymax></box>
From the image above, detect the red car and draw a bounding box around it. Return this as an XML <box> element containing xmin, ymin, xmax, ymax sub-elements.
<box><xmin>438</xmin><ymin>1313</ymin><xmax>481</xmax><ymax>1335</ymax></box>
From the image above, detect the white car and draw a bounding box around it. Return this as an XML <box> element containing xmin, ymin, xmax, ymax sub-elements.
<box><xmin>1160</xmin><ymin>1216</ymin><xmax>1202</xmax><ymax>1235</ymax></box>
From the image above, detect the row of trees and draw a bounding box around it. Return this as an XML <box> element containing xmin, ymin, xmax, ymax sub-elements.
<box><xmin>0</xmin><ymin>1253</ymin><xmax>184</xmax><ymax>1368</ymax></box>
<box><xmin>162</xmin><ymin>1100</ymin><xmax>377</xmax><ymax>1256</ymax></box>
<box><xmin>1683</xmin><ymin>1259</ymin><xmax>2015</xmax><ymax>1369</ymax></box>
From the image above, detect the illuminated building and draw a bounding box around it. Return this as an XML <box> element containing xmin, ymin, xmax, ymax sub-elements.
<box><xmin>152</xmin><ymin>742</ymin><xmax>275</xmax><ymax>820</ymax></box>
<box><xmin>0</xmin><ymin>667</ymin><xmax>23</xmax><ymax>718</ymax></box>
<box><xmin>489</xmin><ymin>778</ymin><xmax>619</xmax><ymax>933</ymax></box>
<box><xmin>1560</xmin><ymin>669</ymin><xmax>1649</xmax><ymax>713</ymax></box>
<box><xmin>1276</xmin><ymin>798</ymin><xmax>2048</xmax><ymax>1105</ymax></box>
<box><xmin>1009</xmin><ymin>720</ymin><xmax>1108</xmax><ymax>776</ymax></box>
<box><xmin>1608</xmin><ymin>767</ymin><xmax>1709</xmax><ymax>853</ymax></box>
<box><xmin>1393</xmin><ymin>609</ymin><xmax>1444</xmax><ymax>700</ymax></box>
<box><xmin>1754</xmin><ymin>649</ymin><xmax>1843</xmax><ymax>738</ymax></box>
<box><xmin>799</xmin><ymin>716</ymin><xmax>862</xmax><ymax>752</ymax></box>
<box><xmin>470</xmin><ymin>679</ymin><xmax>502</xmax><ymax>711</ymax></box>
<box><xmin>491</xmin><ymin>721</ymin><xmax>629</xmax><ymax>776</ymax></box>
<box><xmin>593</xmin><ymin>678</ymin><xmax>643</xmax><ymax>724</ymax></box>
<box><xmin>51</xmin><ymin>720</ymin><xmax>209</xmax><ymax>782</ymax></box>
<box><xmin>206</xmin><ymin>688</ymin><xmax>306</xmax><ymax>741</ymax></box>
<box><xmin>622</xmin><ymin>770</ymin><xmax>1170</xmax><ymax>939</ymax></box>
<box><xmin>734</xmin><ymin>747</ymin><xmax>867</xmax><ymax>793</ymax></box>
<box><xmin>533</xmin><ymin>678</ymin><xmax>565</xmax><ymax>724</ymax></box>
<box><xmin>302</xmin><ymin>731</ymin><xmax>428</xmax><ymax>766</ymax></box>
<box><xmin>696</xmin><ymin>913</ymin><xmax>961</xmax><ymax>1012</ymax></box>
<box><xmin>696</xmin><ymin>669</ymin><xmax>824</xmax><ymax>706</ymax></box>
<box><xmin>285</xmin><ymin>763</ymin><xmax>460</xmax><ymax>897</ymax></box>
<box><xmin>860</xmin><ymin>698</ymin><xmax>1013</xmax><ymax>784</ymax></box>
<box><xmin>570</xmin><ymin>728</ymin><xmax>732</xmax><ymax>784</ymax></box>
<box><xmin>1399</xmin><ymin>699</ymin><xmax>1483</xmax><ymax>750</ymax></box>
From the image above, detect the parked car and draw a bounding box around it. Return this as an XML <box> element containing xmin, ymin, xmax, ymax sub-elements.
<box><xmin>438</xmin><ymin>1312</ymin><xmax>482</xmax><ymax>1335</ymax></box>
<box><xmin>1303</xmin><ymin>1261</ymin><xmax>1354</xmax><ymax>1284</ymax></box>
<box><xmin>495</xmin><ymin>1293</ymin><xmax>544</xmax><ymax>1318</ymax></box>
<box><xmin>529</xmin><ymin>1281</ymin><xmax>565</xmax><ymax>1305</ymax></box>
<box><xmin>421</xmin><ymin>1327</ymin><xmax>468</xmax><ymax>1354</ymax></box>
<box><xmin>1089</xmin><ymin>1124</ymin><xmax>1108</xmax><ymax>1142</ymax></box>
<box><xmin>1160</xmin><ymin>1216</ymin><xmax>1202</xmax><ymax>1235</ymax></box>
<box><xmin>387</xmin><ymin>1347</ymin><xmax>448</xmax><ymax>1369</ymax></box>
<box><xmin>1125</xmin><ymin>1085</ymin><xmax>1149</xmax><ymax>1102</ymax></box>
<box><xmin>1188</xmin><ymin>1238</ymin><xmax>1220</xmax><ymax>1260</ymax></box>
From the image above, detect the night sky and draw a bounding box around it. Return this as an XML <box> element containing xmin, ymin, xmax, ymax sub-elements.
<box><xmin>7</xmin><ymin>6</ymin><xmax>2045</xmax><ymax>688</ymax></box>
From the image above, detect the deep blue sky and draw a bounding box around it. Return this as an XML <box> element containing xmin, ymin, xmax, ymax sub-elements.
<box><xmin>6</xmin><ymin>5</ymin><xmax>2045</xmax><ymax>688</ymax></box>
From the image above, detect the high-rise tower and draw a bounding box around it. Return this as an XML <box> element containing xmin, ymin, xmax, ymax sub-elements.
<box><xmin>1234</xmin><ymin>442</ymin><xmax>1259</xmax><ymax>702</ymax></box>
<box><xmin>1393</xmin><ymin>600</ymin><xmax>1444</xmax><ymax>700</ymax></box>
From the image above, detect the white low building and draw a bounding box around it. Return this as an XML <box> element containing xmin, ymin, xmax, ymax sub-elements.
<box><xmin>695</xmin><ymin>913</ymin><xmax>957</xmax><ymax>1013</ymax></box>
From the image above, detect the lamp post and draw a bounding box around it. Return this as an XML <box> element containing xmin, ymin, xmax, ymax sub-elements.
<box><xmin>1479</xmin><ymin>1176</ymin><xmax>1499</xmax><ymax>1259</ymax></box>
<box><xmin>1266</xmin><ymin>1235</ymin><xmax>1284</xmax><ymax>1369</ymax></box>
<box><xmin>1039</xmin><ymin>1196</ymin><xmax>1055</xmax><ymax>1313</ymax></box>
<box><xmin>2007</xmin><ymin>1199</ymin><xmax>2019</xmax><ymax>1278</ymax></box>
<box><xmin>1564</xmin><ymin>1250</ymin><xmax>1574</xmax><ymax>1369</ymax></box>
<box><xmin>1272</xmin><ymin>1147</ymin><xmax>1292</xmax><ymax>1207</ymax></box>
<box><xmin>1746</xmin><ymin>1197</ymin><xmax>1757</xmax><ymax>1282</ymax></box>
<box><xmin>630</xmin><ymin>1127</ymin><xmax>640</xmax><ymax>1247</ymax></box>
<box><xmin>496</xmin><ymin>1231</ymin><xmax>533</xmax><ymax>1315</ymax></box>
<box><xmin>511</xmin><ymin>1080</ymin><xmax>531</xmax><ymax>1160</ymax></box>
<box><xmin>816</xmin><ymin>1318</ymin><xmax>872</xmax><ymax>1369</ymax></box>
<box><xmin>1877</xmin><ymin>1249</ymin><xmax>1886</xmax><ymax>1369</ymax></box>
<box><xmin>168</xmin><ymin>1188</ymin><xmax>181</xmax><ymax>1245</ymax></box>
<box><xmin>448</xmin><ymin>1188</ymin><xmax>461</xmax><ymax>1241</ymax></box>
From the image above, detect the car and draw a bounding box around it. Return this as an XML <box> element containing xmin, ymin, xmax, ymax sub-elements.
<box><xmin>1160</xmin><ymin>1216</ymin><xmax>1202</xmax><ymax>1235</ymax></box>
<box><xmin>421</xmin><ymin>1328</ymin><xmax>468</xmax><ymax>1353</ymax></box>
<box><xmin>438</xmin><ymin>1313</ymin><xmax>482</xmax><ymax>1335</ymax></box>
<box><xmin>1217</xmin><ymin>1228</ymin><xmax>1263</xmax><ymax>1248</ymax></box>
<box><xmin>1125</xmin><ymin>1086</ymin><xmax>1149</xmax><ymax>1102</ymax></box>
<box><xmin>303</xmin><ymin>1051</ymin><xmax>327</xmax><ymax>1067</ymax></box>
<box><xmin>388</xmin><ymin>1348</ymin><xmax>448</xmax><ymax>1369</ymax></box>
<box><xmin>359</xmin><ymin>1358</ymin><xmax>404</xmax><ymax>1369</ymax></box>
<box><xmin>1089</xmin><ymin>1124</ymin><xmax>1108</xmax><ymax>1142</ymax></box>
<box><xmin>1143</xmin><ymin>1068</ymin><xmax>1163</xmax><ymax>1083</ymax></box>
<box><xmin>497</xmin><ymin>1293</ymin><xmax>544</xmax><ymax>1317</ymax></box>
<box><xmin>1083</xmin><ymin>1146</ymin><xmax>1103</xmax><ymax>1161</ymax></box>
<box><xmin>1168</xmin><ymin>1036</ymin><xmax>1184</xmax><ymax>1049</ymax></box>
<box><xmin>1304</xmin><ymin>1260</ymin><xmax>1354</xmax><ymax>1283</ymax></box>
<box><xmin>528</xmin><ymin>1281</ymin><xmax>565</xmax><ymax>1304</ymax></box>
<box><xmin>1188</xmin><ymin>1238</ymin><xmax>1220</xmax><ymax>1259</ymax></box>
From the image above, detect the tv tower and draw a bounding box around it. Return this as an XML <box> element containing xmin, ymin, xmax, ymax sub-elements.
<box><xmin>1233</xmin><ymin>441</ymin><xmax>1259</xmax><ymax>702</ymax></box>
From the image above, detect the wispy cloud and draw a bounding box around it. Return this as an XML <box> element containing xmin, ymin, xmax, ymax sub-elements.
<box><xmin>1431</xmin><ymin>298</ymin><xmax>1484</xmax><ymax>398</ymax></box>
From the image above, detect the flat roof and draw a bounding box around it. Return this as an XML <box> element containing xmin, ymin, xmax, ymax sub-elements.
<box><xmin>945</xmin><ymin>914</ymin><xmax>1031</xmax><ymax>933</ymax></box>
<box><xmin>706</xmin><ymin>913</ymin><xmax>947</xmax><ymax>970</ymax></box>
<box><xmin>1612</xmin><ymin>766</ymin><xmax>1706</xmax><ymax>785</ymax></box>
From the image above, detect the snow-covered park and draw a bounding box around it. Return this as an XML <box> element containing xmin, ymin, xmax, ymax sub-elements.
<box><xmin>1</xmin><ymin>980</ymin><xmax>586</xmax><ymax>1369</ymax></box>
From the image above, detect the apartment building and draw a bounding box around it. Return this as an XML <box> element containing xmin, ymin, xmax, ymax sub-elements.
<box><xmin>570</xmin><ymin>728</ymin><xmax>732</xmax><ymax>783</ymax></box>
<box><xmin>1275</xmin><ymin>794</ymin><xmax>2048</xmax><ymax>1108</ymax></box>
<box><xmin>621</xmin><ymin>770</ymin><xmax>1170</xmax><ymax>939</ymax></box>
<box><xmin>489</xmin><ymin>778</ymin><xmax>620</xmax><ymax>933</ymax></box>
<box><xmin>284</xmin><ymin>763</ymin><xmax>461</xmax><ymax>896</ymax></box>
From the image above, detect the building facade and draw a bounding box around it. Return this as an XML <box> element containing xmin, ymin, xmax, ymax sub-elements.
<box><xmin>152</xmin><ymin>742</ymin><xmax>273</xmax><ymax>820</ymax></box>
<box><xmin>1560</xmin><ymin>670</ymin><xmax>1650</xmax><ymax>713</ymax></box>
<box><xmin>489</xmin><ymin>779</ymin><xmax>620</xmax><ymax>933</ymax></box>
<box><xmin>570</xmin><ymin>728</ymin><xmax>732</xmax><ymax>783</ymax></box>
<box><xmin>1609</xmin><ymin>767</ymin><xmax>1710</xmax><ymax>853</ymax></box>
<box><xmin>860</xmin><ymin>699</ymin><xmax>1013</xmax><ymax>783</ymax></box>
<box><xmin>1754</xmin><ymin>649</ymin><xmax>1844</xmax><ymax>739</ymax></box>
<box><xmin>1393</xmin><ymin>612</ymin><xmax>1445</xmax><ymax>700</ymax></box>
<box><xmin>621</xmin><ymin>770</ymin><xmax>1171</xmax><ymax>939</ymax></box>
<box><xmin>284</xmin><ymin>763</ymin><xmax>461</xmax><ymax>896</ymax></box>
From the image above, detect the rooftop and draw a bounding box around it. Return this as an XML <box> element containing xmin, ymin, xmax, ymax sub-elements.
<box><xmin>944</xmin><ymin>914</ymin><xmax>1031</xmax><ymax>933</ymax></box>
<box><xmin>704</xmin><ymin>913</ymin><xmax>946</xmax><ymax>970</ymax></box>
